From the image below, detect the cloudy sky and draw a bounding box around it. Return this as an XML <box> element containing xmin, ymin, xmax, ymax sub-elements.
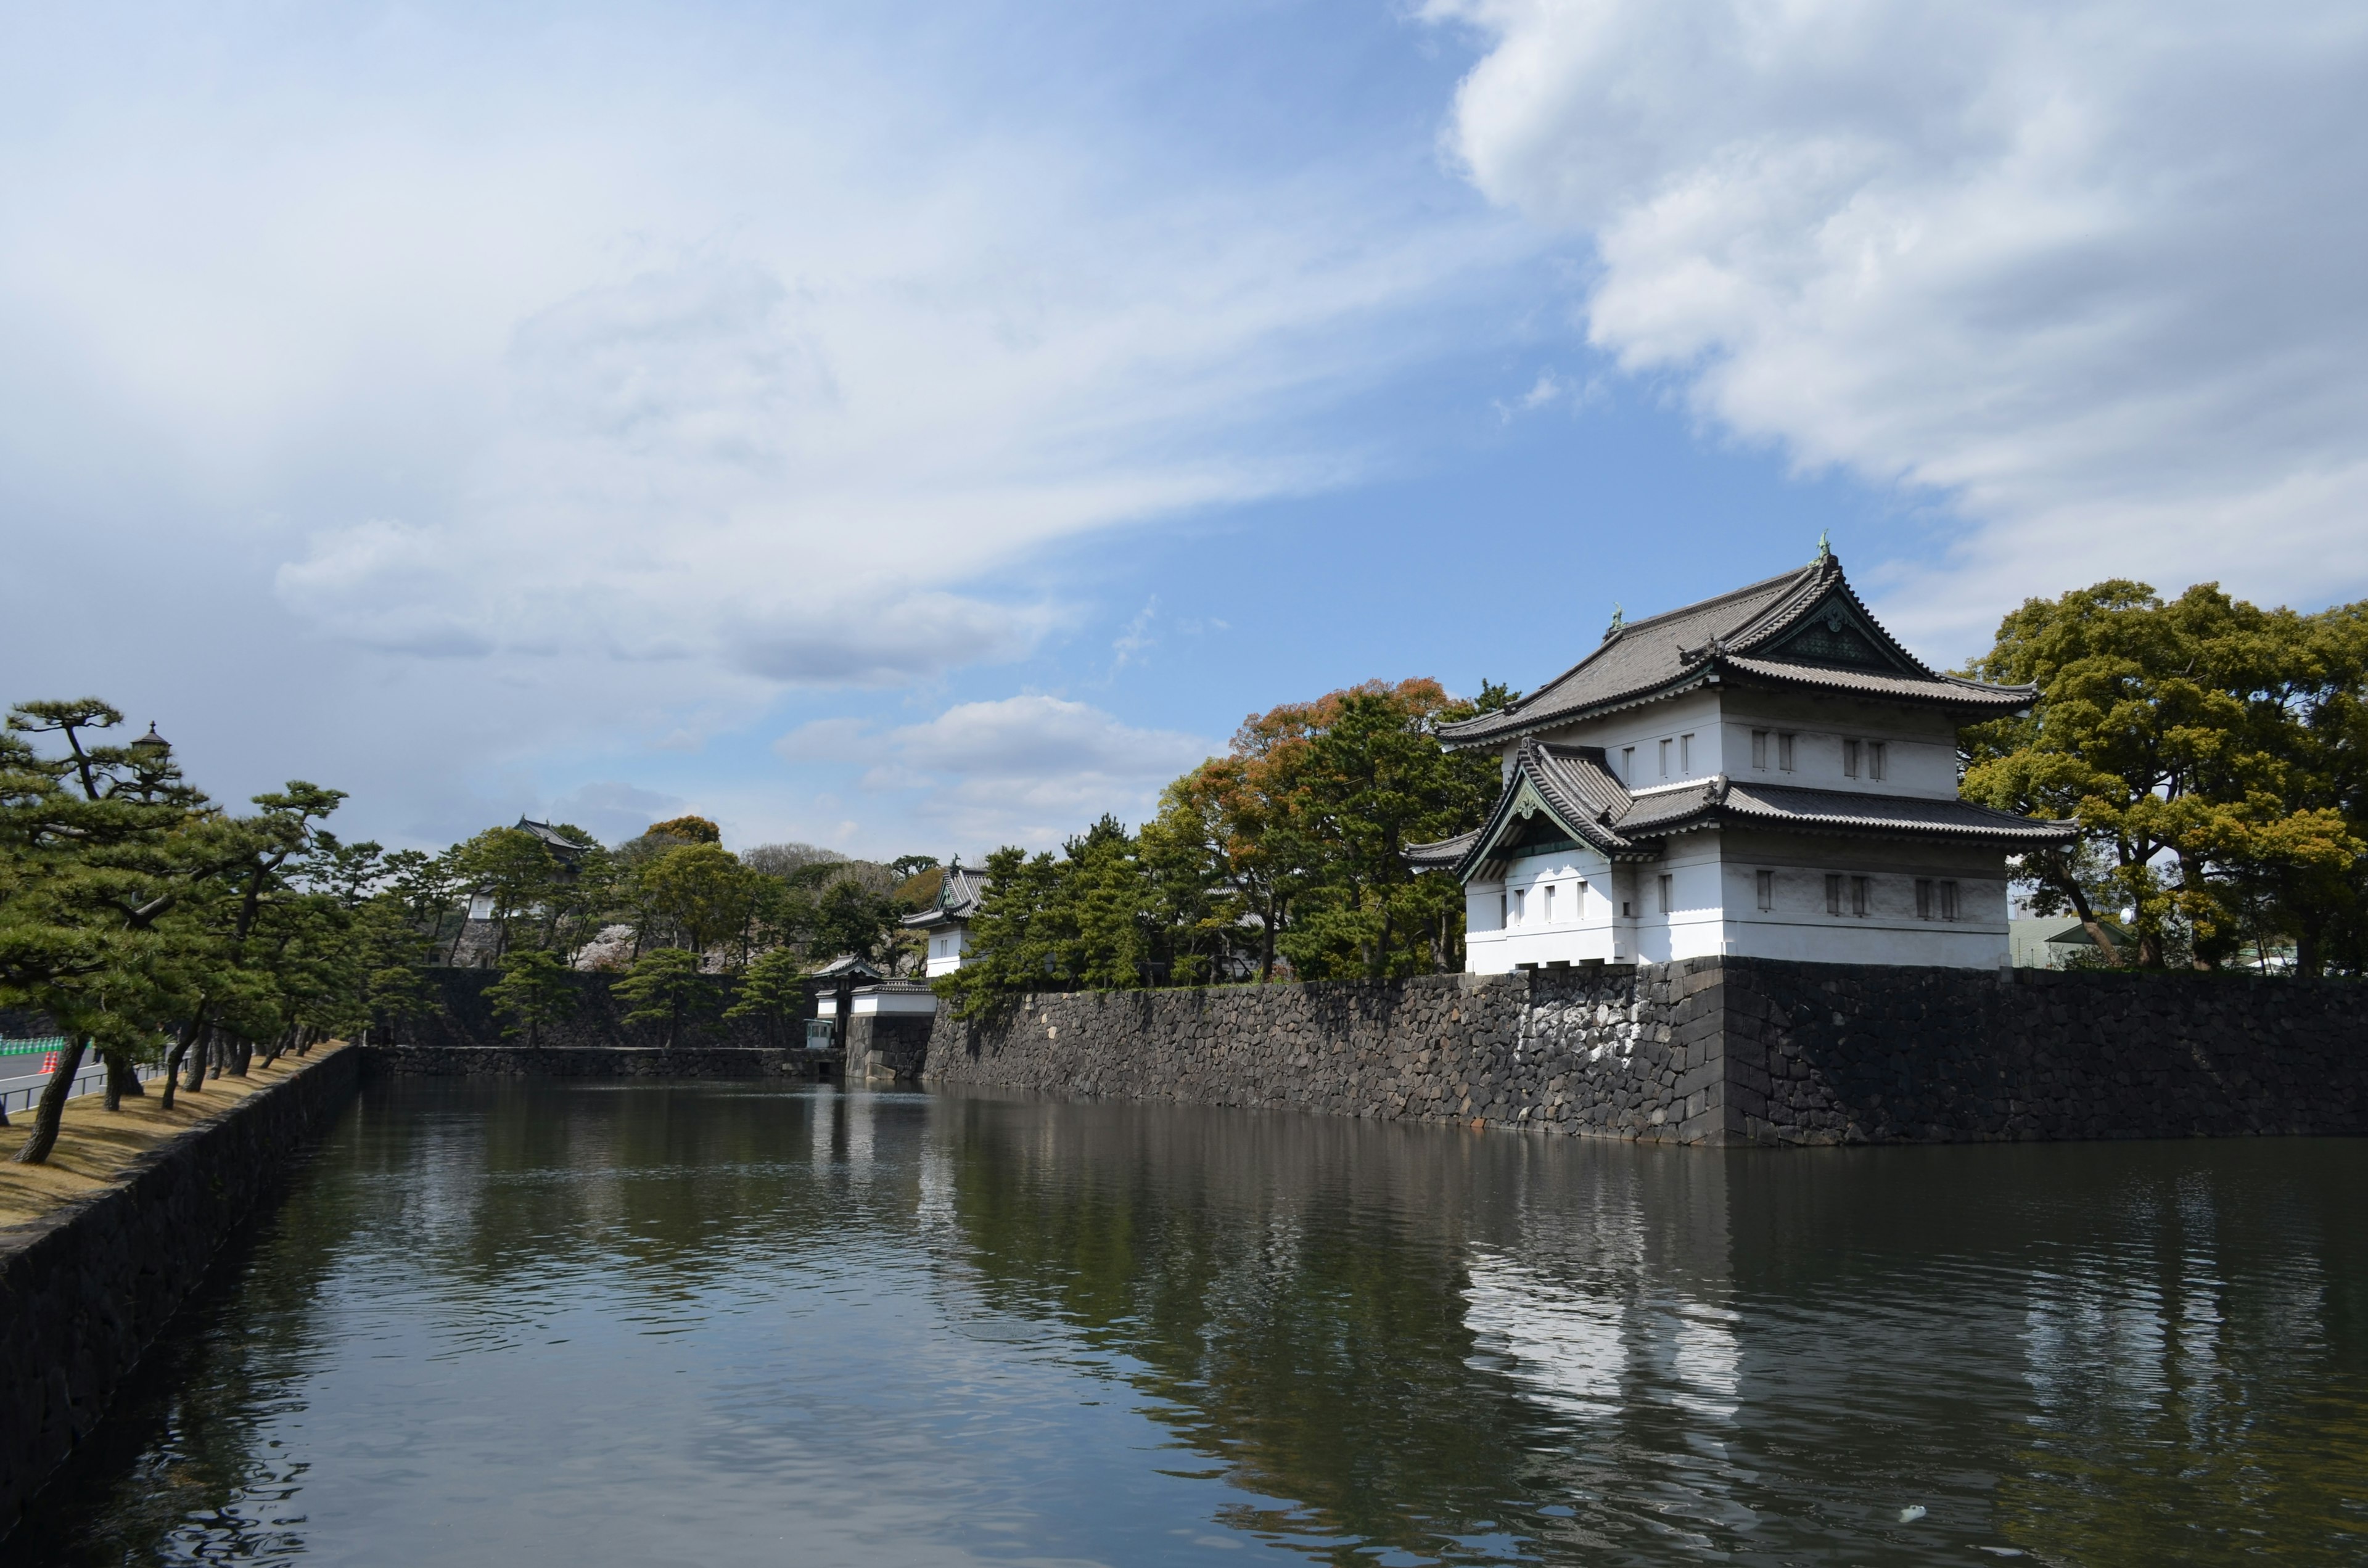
<box><xmin>6</xmin><ymin>1</ymin><xmax>2364</xmax><ymax>856</ymax></box>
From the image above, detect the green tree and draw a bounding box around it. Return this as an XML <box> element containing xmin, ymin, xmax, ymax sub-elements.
<box><xmin>453</xmin><ymin>826</ymin><xmax>561</xmax><ymax>960</ymax></box>
<box><xmin>612</xmin><ymin>946</ymin><xmax>707</xmax><ymax>1049</ymax></box>
<box><xmin>723</xmin><ymin>945</ymin><xmax>810</xmax><ymax>1046</ymax></box>
<box><xmin>812</xmin><ymin>877</ymin><xmax>898</xmax><ymax>967</ymax></box>
<box><xmin>636</xmin><ymin>842</ymin><xmax>763</xmax><ymax>961</ymax></box>
<box><xmin>1963</xmin><ymin>581</ymin><xmax>2367</xmax><ymax>972</ymax></box>
<box><xmin>485</xmin><ymin>948</ymin><xmax>578</xmax><ymax>1048</ymax></box>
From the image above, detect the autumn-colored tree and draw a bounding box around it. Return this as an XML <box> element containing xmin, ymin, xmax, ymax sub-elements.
<box><xmin>944</xmin><ymin>677</ymin><xmax>1515</xmax><ymax>1012</ymax></box>
<box><xmin>646</xmin><ymin>814</ymin><xmax>721</xmax><ymax>844</ymax></box>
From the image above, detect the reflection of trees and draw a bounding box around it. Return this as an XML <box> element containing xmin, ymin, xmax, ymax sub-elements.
<box><xmin>17</xmin><ymin>1125</ymin><xmax>360</xmax><ymax>1565</ymax></box>
<box><xmin>25</xmin><ymin>1082</ymin><xmax>2368</xmax><ymax>1566</ymax></box>
<box><xmin>941</xmin><ymin>1101</ymin><xmax>2368</xmax><ymax>1566</ymax></box>
<box><xmin>937</xmin><ymin>1096</ymin><xmax>1604</xmax><ymax>1561</ymax></box>
<box><xmin>1989</xmin><ymin>1145</ymin><xmax>2368</xmax><ymax>1564</ymax></box>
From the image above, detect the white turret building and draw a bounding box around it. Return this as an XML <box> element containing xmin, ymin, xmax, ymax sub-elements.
<box><xmin>1407</xmin><ymin>551</ymin><xmax>2076</xmax><ymax>971</ymax></box>
<box><xmin>900</xmin><ymin>860</ymin><xmax>990</xmax><ymax>977</ymax></box>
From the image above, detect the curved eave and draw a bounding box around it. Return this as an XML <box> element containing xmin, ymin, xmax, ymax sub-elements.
<box><xmin>1716</xmin><ymin>657</ymin><xmax>2036</xmax><ymax>713</ymax></box>
<box><xmin>1621</xmin><ymin>792</ymin><xmax>2079</xmax><ymax>848</ymax></box>
<box><xmin>1438</xmin><ymin>667</ymin><xmax>1719</xmax><ymax>752</ymax></box>
<box><xmin>1442</xmin><ymin>658</ymin><xmax>2029</xmax><ymax>752</ymax></box>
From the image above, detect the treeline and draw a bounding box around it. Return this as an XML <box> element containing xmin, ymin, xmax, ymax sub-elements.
<box><xmin>0</xmin><ymin>702</ymin><xmax>375</xmax><ymax>1164</ymax></box>
<box><xmin>1965</xmin><ymin>580</ymin><xmax>2368</xmax><ymax>974</ymax></box>
<box><xmin>0</xmin><ymin>702</ymin><xmax>940</xmax><ymax>1164</ymax></box>
<box><xmin>949</xmin><ymin>577</ymin><xmax>2368</xmax><ymax>1014</ymax></box>
<box><xmin>426</xmin><ymin>816</ymin><xmax>940</xmax><ymax>1050</ymax></box>
<box><xmin>940</xmin><ymin>679</ymin><xmax>1511</xmax><ymax>1017</ymax></box>
<box><xmin>401</xmin><ymin>815</ymin><xmax>925</xmax><ymax>974</ymax></box>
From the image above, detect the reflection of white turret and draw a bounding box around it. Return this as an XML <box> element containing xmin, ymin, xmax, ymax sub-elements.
<box><xmin>900</xmin><ymin>857</ymin><xmax>991</xmax><ymax>977</ymax></box>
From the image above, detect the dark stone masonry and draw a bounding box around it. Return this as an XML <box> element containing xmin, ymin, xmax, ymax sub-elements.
<box><xmin>0</xmin><ymin>1046</ymin><xmax>364</xmax><ymax>1539</ymax></box>
<box><xmin>369</xmin><ymin>1045</ymin><xmax>826</xmax><ymax>1080</ymax></box>
<box><xmin>924</xmin><ymin>958</ymin><xmax>2368</xmax><ymax>1145</ymax></box>
<box><xmin>401</xmin><ymin>968</ymin><xmax>817</xmax><ymax>1053</ymax></box>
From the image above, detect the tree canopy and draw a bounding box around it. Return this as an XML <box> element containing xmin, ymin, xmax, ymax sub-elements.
<box><xmin>942</xmin><ymin>678</ymin><xmax>1514</xmax><ymax>1017</ymax></box>
<box><xmin>1965</xmin><ymin>580</ymin><xmax>2366</xmax><ymax>972</ymax></box>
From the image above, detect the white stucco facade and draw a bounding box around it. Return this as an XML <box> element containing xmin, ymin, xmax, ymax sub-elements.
<box><xmin>921</xmin><ymin>926</ymin><xmax>971</xmax><ymax>978</ymax></box>
<box><xmin>1418</xmin><ymin>556</ymin><xmax>2071</xmax><ymax>974</ymax></box>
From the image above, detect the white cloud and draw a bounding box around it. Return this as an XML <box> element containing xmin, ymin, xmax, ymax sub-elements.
<box><xmin>1428</xmin><ymin>0</ymin><xmax>2368</xmax><ymax>644</ymax></box>
<box><xmin>546</xmin><ymin>781</ymin><xmax>686</xmax><ymax>845</ymax></box>
<box><xmin>776</xmin><ymin>695</ymin><xmax>1214</xmax><ymax>849</ymax></box>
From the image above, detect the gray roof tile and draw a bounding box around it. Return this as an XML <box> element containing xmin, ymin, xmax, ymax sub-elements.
<box><xmin>1437</xmin><ymin>555</ymin><xmax>2034</xmax><ymax>748</ymax></box>
<box><xmin>1406</xmin><ymin>734</ymin><xmax>2075</xmax><ymax>880</ymax></box>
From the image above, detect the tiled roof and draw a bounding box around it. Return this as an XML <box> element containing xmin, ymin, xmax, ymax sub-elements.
<box><xmin>1404</xmin><ymin>830</ymin><xmax>1479</xmax><ymax>869</ymax></box>
<box><xmin>1716</xmin><ymin>657</ymin><xmax>2031</xmax><ymax>710</ymax></box>
<box><xmin>1640</xmin><ymin>779</ymin><xmax>2082</xmax><ymax>844</ymax></box>
<box><xmin>1436</xmin><ymin>555</ymin><xmax>2034</xmax><ymax>749</ymax></box>
<box><xmin>1405</xmin><ymin>736</ymin><xmax>2076</xmax><ymax>880</ymax></box>
<box><xmin>515</xmin><ymin>817</ymin><xmax>589</xmax><ymax>858</ymax></box>
<box><xmin>900</xmin><ymin>863</ymin><xmax>990</xmax><ymax>929</ymax></box>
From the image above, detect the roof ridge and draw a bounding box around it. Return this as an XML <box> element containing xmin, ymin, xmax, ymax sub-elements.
<box><xmin>1443</xmin><ymin>565</ymin><xmax>1815</xmax><ymax>739</ymax></box>
<box><xmin>1618</xmin><ymin>562</ymin><xmax>1820</xmax><ymax>639</ymax></box>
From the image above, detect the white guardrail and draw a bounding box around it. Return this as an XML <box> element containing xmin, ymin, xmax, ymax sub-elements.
<box><xmin>0</xmin><ymin>1053</ymin><xmax>173</xmax><ymax>1119</ymax></box>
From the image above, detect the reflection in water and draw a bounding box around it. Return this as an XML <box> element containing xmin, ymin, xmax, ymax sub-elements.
<box><xmin>12</xmin><ymin>1081</ymin><xmax>2367</xmax><ymax>1566</ymax></box>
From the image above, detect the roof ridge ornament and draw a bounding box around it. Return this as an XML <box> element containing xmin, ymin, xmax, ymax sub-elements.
<box><xmin>1814</xmin><ymin>530</ymin><xmax>1831</xmax><ymax>564</ymax></box>
<box><xmin>1603</xmin><ymin>603</ymin><xmax>1624</xmax><ymax>641</ymax></box>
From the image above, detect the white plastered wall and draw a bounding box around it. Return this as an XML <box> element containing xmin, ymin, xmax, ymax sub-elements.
<box><xmin>1714</xmin><ymin>827</ymin><xmax>2009</xmax><ymax>967</ymax></box>
<box><xmin>1465</xmin><ymin>844</ymin><xmax>1626</xmax><ymax>972</ymax></box>
<box><xmin>922</xmin><ymin>922</ymin><xmax>971</xmax><ymax>978</ymax></box>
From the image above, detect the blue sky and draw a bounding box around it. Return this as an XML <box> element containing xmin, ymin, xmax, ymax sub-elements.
<box><xmin>6</xmin><ymin>1</ymin><xmax>2366</xmax><ymax>857</ymax></box>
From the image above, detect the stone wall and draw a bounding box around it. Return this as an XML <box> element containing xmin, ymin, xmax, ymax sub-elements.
<box><xmin>927</xmin><ymin>966</ymin><xmax>1733</xmax><ymax>1141</ymax></box>
<box><xmin>1725</xmin><ymin>962</ymin><xmax>2364</xmax><ymax>1143</ymax></box>
<box><xmin>924</xmin><ymin>959</ymin><xmax>2367</xmax><ymax>1145</ymax></box>
<box><xmin>366</xmin><ymin>1045</ymin><xmax>828</xmax><ymax>1080</ymax></box>
<box><xmin>847</xmin><ymin>1013</ymin><xmax>935</xmax><ymax>1083</ymax></box>
<box><xmin>395</xmin><ymin>969</ymin><xmax>815</xmax><ymax>1053</ymax></box>
<box><xmin>0</xmin><ymin>1045</ymin><xmax>364</xmax><ymax>1538</ymax></box>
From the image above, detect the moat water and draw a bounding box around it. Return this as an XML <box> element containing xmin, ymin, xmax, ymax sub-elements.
<box><xmin>15</xmin><ymin>1080</ymin><xmax>2367</xmax><ymax>1565</ymax></box>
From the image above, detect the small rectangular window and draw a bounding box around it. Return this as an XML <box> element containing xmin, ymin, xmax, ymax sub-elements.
<box><xmin>1825</xmin><ymin>874</ymin><xmax>1843</xmax><ymax>915</ymax></box>
<box><xmin>1544</xmin><ymin>884</ymin><xmax>1557</xmax><ymax>924</ymax></box>
<box><xmin>1756</xmin><ymin>869</ymin><xmax>1774</xmax><ymax>911</ymax></box>
<box><xmin>1915</xmin><ymin>878</ymin><xmax>1934</xmax><ymax>919</ymax></box>
<box><xmin>1621</xmin><ymin>745</ymin><xmax>1635</xmax><ymax>781</ymax></box>
<box><xmin>1941</xmin><ymin>880</ymin><xmax>1960</xmax><ymax>921</ymax></box>
<box><xmin>1869</xmin><ymin>741</ymin><xmax>1888</xmax><ymax>781</ymax></box>
<box><xmin>1574</xmin><ymin>879</ymin><xmax>1588</xmax><ymax>917</ymax></box>
<box><xmin>1657</xmin><ymin>874</ymin><xmax>1673</xmax><ymax>915</ymax></box>
<box><xmin>1659</xmin><ymin>738</ymin><xmax>1672</xmax><ymax>778</ymax></box>
<box><xmin>1511</xmin><ymin>888</ymin><xmax>1525</xmax><ymax>927</ymax></box>
<box><xmin>1621</xmin><ymin>900</ymin><xmax>1633</xmax><ymax>917</ymax></box>
<box><xmin>1844</xmin><ymin>738</ymin><xmax>1862</xmax><ymax>778</ymax></box>
<box><xmin>1498</xmin><ymin>893</ymin><xmax>1508</xmax><ymax>929</ymax></box>
<box><xmin>1680</xmin><ymin>733</ymin><xmax>1693</xmax><ymax>774</ymax></box>
<box><xmin>1751</xmin><ymin>729</ymin><xmax>1769</xmax><ymax>770</ymax></box>
<box><xmin>1851</xmin><ymin>876</ymin><xmax>1870</xmax><ymax>917</ymax></box>
<box><xmin>1778</xmin><ymin>732</ymin><xmax>1796</xmax><ymax>771</ymax></box>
